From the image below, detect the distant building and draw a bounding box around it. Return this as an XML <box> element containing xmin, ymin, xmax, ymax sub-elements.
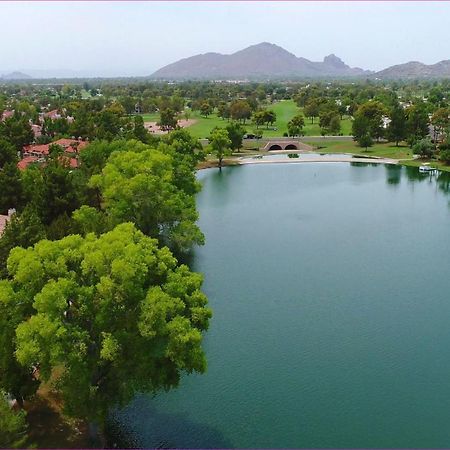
<box><xmin>1</xmin><ymin>110</ymin><xmax>14</xmax><ymax>121</ymax></box>
<box><xmin>19</xmin><ymin>138</ymin><xmax>88</xmax><ymax>170</ymax></box>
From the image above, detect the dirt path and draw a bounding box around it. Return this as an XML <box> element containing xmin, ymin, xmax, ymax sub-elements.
<box><xmin>144</xmin><ymin>119</ymin><xmax>197</xmax><ymax>134</ymax></box>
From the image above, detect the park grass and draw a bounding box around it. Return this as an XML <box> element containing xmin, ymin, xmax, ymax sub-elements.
<box><xmin>140</xmin><ymin>100</ymin><xmax>353</xmax><ymax>139</ymax></box>
<box><xmin>306</xmin><ymin>140</ymin><xmax>414</xmax><ymax>160</ymax></box>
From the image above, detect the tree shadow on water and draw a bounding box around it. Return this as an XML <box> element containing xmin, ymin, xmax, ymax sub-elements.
<box><xmin>107</xmin><ymin>397</ymin><xmax>234</xmax><ymax>449</ymax></box>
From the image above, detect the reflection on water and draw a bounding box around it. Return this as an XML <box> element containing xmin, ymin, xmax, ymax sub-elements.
<box><xmin>112</xmin><ymin>163</ymin><xmax>450</xmax><ymax>448</ymax></box>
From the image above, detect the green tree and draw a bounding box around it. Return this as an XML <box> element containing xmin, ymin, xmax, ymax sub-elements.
<box><xmin>90</xmin><ymin>145</ymin><xmax>204</xmax><ymax>252</ymax></box>
<box><xmin>387</xmin><ymin>103</ymin><xmax>407</xmax><ymax>146</ymax></box>
<box><xmin>406</xmin><ymin>103</ymin><xmax>429</xmax><ymax>147</ymax></box>
<box><xmin>209</xmin><ymin>128</ymin><xmax>231</xmax><ymax>170</ymax></box>
<box><xmin>413</xmin><ymin>138</ymin><xmax>434</xmax><ymax>159</ymax></box>
<box><xmin>287</xmin><ymin>114</ymin><xmax>305</xmax><ymax>137</ymax></box>
<box><xmin>359</xmin><ymin>133</ymin><xmax>373</xmax><ymax>150</ymax></box>
<box><xmin>0</xmin><ymin>163</ymin><xmax>23</xmax><ymax>214</ymax></box>
<box><xmin>200</xmin><ymin>102</ymin><xmax>213</xmax><ymax>118</ymax></box>
<box><xmin>353</xmin><ymin>101</ymin><xmax>386</xmax><ymax>141</ymax></box>
<box><xmin>0</xmin><ymin>139</ymin><xmax>18</xmax><ymax>167</ymax></box>
<box><xmin>158</xmin><ymin>108</ymin><xmax>178</xmax><ymax>131</ymax></box>
<box><xmin>0</xmin><ymin>115</ymin><xmax>34</xmax><ymax>152</ymax></box>
<box><xmin>319</xmin><ymin>111</ymin><xmax>340</xmax><ymax>136</ymax></box>
<box><xmin>304</xmin><ymin>99</ymin><xmax>320</xmax><ymax>124</ymax></box>
<box><xmin>0</xmin><ymin>393</ymin><xmax>28</xmax><ymax>448</ymax></box>
<box><xmin>352</xmin><ymin>115</ymin><xmax>373</xmax><ymax>149</ymax></box>
<box><xmin>0</xmin><ymin>206</ymin><xmax>46</xmax><ymax>278</ymax></box>
<box><xmin>230</xmin><ymin>100</ymin><xmax>251</xmax><ymax>124</ymax></box>
<box><xmin>6</xmin><ymin>223</ymin><xmax>211</xmax><ymax>441</ymax></box>
<box><xmin>225</xmin><ymin>122</ymin><xmax>246</xmax><ymax>152</ymax></box>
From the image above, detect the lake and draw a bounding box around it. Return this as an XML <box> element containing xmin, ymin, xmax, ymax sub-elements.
<box><xmin>113</xmin><ymin>162</ymin><xmax>450</xmax><ymax>448</ymax></box>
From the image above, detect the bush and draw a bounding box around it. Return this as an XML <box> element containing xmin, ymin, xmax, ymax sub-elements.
<box><xmin>413</xmin><ymin>138</ymin><xmax>434</xmax><ymax>159</ymax></box>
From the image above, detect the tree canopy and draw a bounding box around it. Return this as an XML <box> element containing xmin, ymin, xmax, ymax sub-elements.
<box><xmin>5</xmin><ymin>223</ymin><xmax>211</xmax><ymax>426</ymax></box>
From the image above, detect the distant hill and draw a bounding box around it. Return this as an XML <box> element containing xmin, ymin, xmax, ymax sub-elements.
<box><xmin>151</xmin><ymin>42</ymin><xmax>371</xmax><ymax>80</ymax></box>
<box><xmin>374</xmin><ymin>60</ymin><xmax>450</xmax><ymax>79</ymax></box>
<box><xmin>1</xmin><ymin>71</ymin><xmax>32</xmax><ymax>80</ymax></box>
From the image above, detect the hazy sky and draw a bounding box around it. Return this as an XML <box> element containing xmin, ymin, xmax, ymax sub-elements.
<box><xmin>1</xmin><ymin>1</ymin><xmax>449</xmax><ymax>77</ymax></box>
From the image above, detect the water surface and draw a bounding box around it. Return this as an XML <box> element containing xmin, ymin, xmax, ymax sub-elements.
<box><xmin>114</xmin><ymin>163</ymin><xmax>450</xmax><ymax>448</ymax></box>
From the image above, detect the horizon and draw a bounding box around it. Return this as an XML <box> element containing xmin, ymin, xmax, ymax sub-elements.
<box><xmin>1</xmin><ymin>1</ymin><xmax>450</xmax><ymax>78</ymax></box>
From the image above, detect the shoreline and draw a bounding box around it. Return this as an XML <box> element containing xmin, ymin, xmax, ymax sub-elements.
<box><xmin>237</xmin><ymin>155</ymin><xmax>399</xmax><ymax>166</ymax></box>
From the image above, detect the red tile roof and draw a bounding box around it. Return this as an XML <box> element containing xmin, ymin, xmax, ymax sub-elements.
<box><xmin>17</xmin><ymin>156</ymin><xmax>39</xmax><ymax>170</ymax></box>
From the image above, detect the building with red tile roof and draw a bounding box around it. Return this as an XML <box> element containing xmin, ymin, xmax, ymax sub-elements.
<box><xmin>17</xmin><ymin>156</ymin><xmax>40</xmax><ymax>171</ymax></box>
<box><xmin>1</xmin><ymin>110</ymin><xmax>14</xmax><ymax>121</ymax></box>
<box><xmin>19</xmin><ymin>139</ymin><xmax>87</xmax><ymax>170</ymax></box>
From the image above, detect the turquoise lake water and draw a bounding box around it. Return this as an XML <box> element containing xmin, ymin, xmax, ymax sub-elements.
<box><xmin>114</xmin><ymin>162</ymin><xmax>450</xmax><ymax>448</ymax></box>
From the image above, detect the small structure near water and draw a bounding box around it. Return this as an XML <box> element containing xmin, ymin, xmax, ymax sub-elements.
<box><xmin>262</xmin><ymin>140</ymin><xmax>313</xmax><ymax>152</ymax></box>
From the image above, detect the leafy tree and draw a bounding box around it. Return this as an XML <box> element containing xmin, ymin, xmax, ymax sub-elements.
<box><xmin>319</xmin><ymin>110</ymin><xmax>340</xmax><ymax>136</ymax></box>
<box><xmin>413</xmin><ymin>138</ymin><xmax>434</xmax><ymax>159</ymax></box>
<box><xmin>209</xmin><ymin>128</ymin><xmax>231</xmax><ymax>170</ymax></box>
<box><xmin>90</xmin><ymin>145</ymin><xmax>204</xmax><ymax>252</ymax></box>
<box><xmin>217</xmin><ymin>102</ymin><xmax>230</xmax><ymax>121</ymax></box>
<box><xmin>359</xmin><ymin>133</ymin><xmax>373</xmax><ymax>150</ymax></box>
<box><xmin>200</xmin><ymin>102</ymin><xmax>213</xmax><ymax>118</ymax></box>
<box><xmin>230</xmin><ymin>100</ymin><xmax>251</xmax><ymax>124</ymax></box>
<box><xmin>352</xmin><ymin>115</ymin><xmax>372</xmax><ymax>147</ymax></box>
<box><xmin>5</xmin><ymin>223</ymin><xmax>211</xmax><ymax>439</ymax></box>
<box><xmin>252</xmin><ymin>111</ymin><xmax>265</xmax><ymax>129</ymax></box>
<box><xmin>158</xmin><ymin>108</ymin><xmax>178</xmax><ymax>131</ymax></box>
<box><xmin>225</xmin><ymin>122</ymin><xmax>246</xmax><ymax>152</ymax></box>
<box><xmin>0</xmin><ymin>139</ymin><xmax>18</xmax><ymax>167</ymax></box>
<box><xmin>353</xmin><ymin>101</ymin><xmax>386</xmax><ymax>141</ymax></box>
<box><xmin>406</xmin><ymin>103</ymin><xmax>429</xmax><ymax>147</ymax></box>
<box><xmin>287</xmin><ymin>114</ymin><xmax>305</xmax><ymax>137</ymax></box>
<box><xmin>0</xmin><ymin>163</ymin><xmax>23</xmax><ymax>214</ymax></box>
<box><xmin>130</xmin><ymin>115</ymin><xmax>150</xmax><ymax>143</ymax></box>
<box><xmin>439</xmin><ymin>142</ymin><xmax>450</xmax><ymax>164</ymax></box>
<box><xmin>304</xmin><ymin>99</ymin><xmax>320</xmax><ymax>124</ymax></box>
<box><xmin>387</xmin><ymin>103</ymin><xmax>407</xmax><ymax>146</ymax></box>
<box><xmin>0</xmin><ymin>392</ymin><xmax>28</xmax><ymax>448</ymax></box>
<box><xmin>0</xmin><ymin>115</ymin><xmax>34</xmax><ymax>151</ymax></box>
<box><xmin>263</xmin><ymin>110</ymin><xmax>276</xmax><ymax>129</ymax></box>
<box><xmin>430</xmin><ymin>107</ymin><xmax>449</xmax><ymax>146</ymax></box>
<box><xmin>0</xmin><ymin>206</ymin><xmax>46</xmax><ymax>278</ymax></box>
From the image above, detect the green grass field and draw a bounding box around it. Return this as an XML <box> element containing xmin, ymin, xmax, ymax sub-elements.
<box><xmin>140</xmin><ymin>100</ymin><xmax>353</xmax><ymax>139</ymax></box>
<box><xmin>307</xmin><ymin>140</ymin><xmax>414</xmax><ymax>160</ymax></box>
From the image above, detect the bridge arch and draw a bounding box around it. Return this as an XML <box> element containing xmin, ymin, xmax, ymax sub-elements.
<box><xmin>269</xmin><ymin>144</ymin><xmax>283</xmax><ymax>150</ymax></box>
<box><xmin>285</xmin><ymin>144</ymin><xmax>298</xmax><ymax>150</ymax></box>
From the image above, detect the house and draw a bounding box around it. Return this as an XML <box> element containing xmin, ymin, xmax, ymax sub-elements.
<box><xmin>17</xmin><ymin>155</ymin><xmax>40</xmax><ymax>170</ymax></box>
<box><xmin>31</xmin><ymin>123</ymin><xmax>42</xmax><ymax>138</ymax></box>
<box><xmin>1</xmin><ymin>110</ymin><xmax>14</xmax><ymax>121</ymax></box>
<box><xmin>19</xmin><ymin>138</ymin><xmax>87</xmax><ymax>170</ymax></box>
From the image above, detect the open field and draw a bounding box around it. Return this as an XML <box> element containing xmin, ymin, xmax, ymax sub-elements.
<box><xmin>306</xmin><ymin>140</ymin><xmax>414</xmax><ymax>160</ymax></box>
<box><xmin>140</xmin><ymin>100</ymin><xmax>353</xmax><ymax>139</ymax></box>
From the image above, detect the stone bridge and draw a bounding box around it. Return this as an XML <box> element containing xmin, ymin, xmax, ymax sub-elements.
<box><xmin>261</xmin><ymin>140</ymin><xmax>313</xmax><ymax>151</ymax></box>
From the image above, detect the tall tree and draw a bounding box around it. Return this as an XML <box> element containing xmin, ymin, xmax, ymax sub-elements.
<box><xmin>287</xmin><ymin>114</ymin><xmax>305</xmax><ymax>137</ymax></box>
<box><xmin>0</xmin><ymin>393</ymin><xmax>28</xmax><ymax>448</ymax></box>
<box><xmin>5</xmin><ymin>223</ymin><xmax>211</xmax><ymax>441</ymax></box>
<box><xmin>387</xmin><ymin>103</ymin><xmax>407</xmax><ymax>146</ymax></box>
<box><xmin>90</xmin><ymin>145</ymin><xmax>204</xmax><ymax>252</ymax></box>
<box><xmin>225</xmin><ymin>122</ymin><xmax>246</xmax><ymax>152</ymax></box>
<box><xmin>209</xmin><ymin>128</ymin><xmax>231</xmax><ymax>170</ymax></box>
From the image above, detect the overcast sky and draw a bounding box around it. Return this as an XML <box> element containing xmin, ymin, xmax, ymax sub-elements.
<box><xmin>1</xmin><ymin>1</ymin><xmax>449</xmax><ymax>77</ymax></box>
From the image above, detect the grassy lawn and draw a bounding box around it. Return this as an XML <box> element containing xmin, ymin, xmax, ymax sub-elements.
<box><xmin>139</xmin><ymin>100</ymin><xmax>353</xmax><ymax>139</ymax></box>
<box><xmin>306</xmin><ymin>140</ymin><xmax>414</xmax><ymax>160</ymax></box>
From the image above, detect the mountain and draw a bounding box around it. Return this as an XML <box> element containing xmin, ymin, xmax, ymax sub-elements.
<box><xmin>1</xmin><ymin>71</ymin><xmax>32</xmax><ymax>80</ymax></box>
<box><xmin>151</xmin><ymin>43</ymin><xmax>371</xmax><ymax>80</ymax></box>
<box><xmin>374</xmin><ymin>60</ymin><xmax>450</xmax><ymax>79</ymax></box>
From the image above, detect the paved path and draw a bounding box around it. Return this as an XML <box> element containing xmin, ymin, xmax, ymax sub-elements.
<box><xmin>238</xmin><ymin>155</ymin><xmax>398</xmax><ymax>166</ymax></box>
